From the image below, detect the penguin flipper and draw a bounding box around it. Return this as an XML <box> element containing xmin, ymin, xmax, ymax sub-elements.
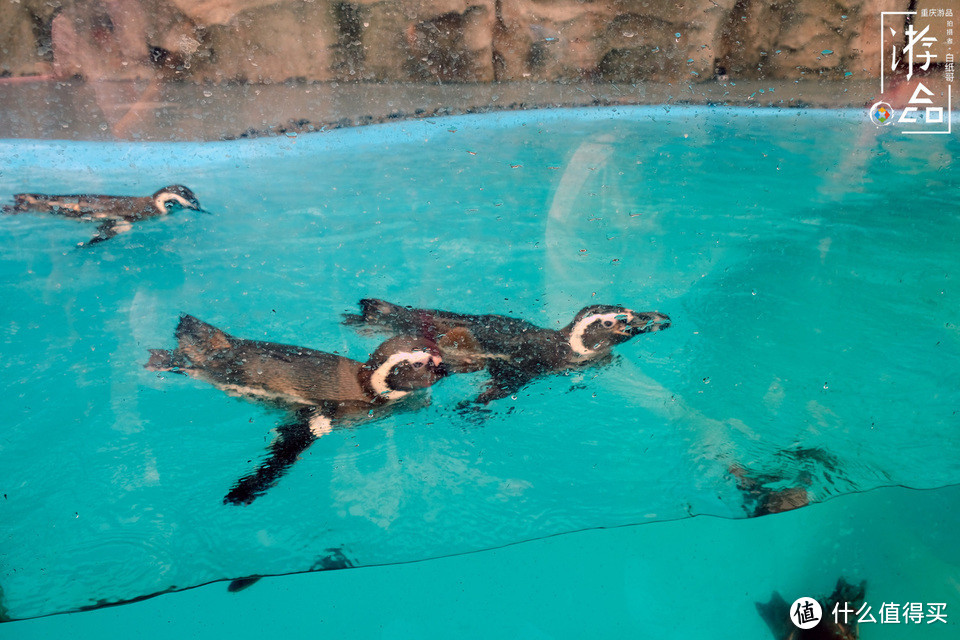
<box><xmin>474</xmin><ymin>361</ymin><xmax>535</xmax><ymax>405</ymax></box>
<box><xmin>224</xmin><ymin>407</ymin><xmax>330</xmax><ymax>506</ymax></box>
<box><xmin>83</xmin><ymin>221</ymin><xmax>131</xmax><ymax>246</ymax></box>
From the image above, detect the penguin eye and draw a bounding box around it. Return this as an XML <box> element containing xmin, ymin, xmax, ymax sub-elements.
<box><xmin>602</xmin><ymin>320</ymin><xmax>615</xmax><ymax>328</ymax></box>
<box><xmin>412</xmin><ymin>361</ymin><xmax>424</xmax><ymax>369</ymax></box>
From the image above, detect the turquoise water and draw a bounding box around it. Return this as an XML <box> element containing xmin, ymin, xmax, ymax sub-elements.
<box><xmin>5</xmin><ymin>484</ymin><xmax>960</xmax><ymax>639</ymax></box>
<box><xmin>0</xmin><ymin>108</ymin><xmax>958</xmax><ymax>634</ymax></box>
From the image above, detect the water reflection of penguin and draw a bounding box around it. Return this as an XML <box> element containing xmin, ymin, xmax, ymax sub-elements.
<box><xmin>730</xmin><ymin>464</ymin><xmax>810</xmax><ymax>517</ymax></box>
<box><xmin>227</xmin><ymin>547</ymin><xmax>354</xmax><ymax>593</ymax></box>
<box><xmin>146</xmin><ymin>315</ymin><xmax>446</xmax><ymax>504</ymax></box>
<box><xmin>344</xmin><ymin>298</ymin><xmax>670</xmax><ymax>404</ymax></box>
<box><xmin>757</xmin><ymin>578</ymin><xmax>866</xmax><ymax>640</ymax></box>
<box><xmin>2</xmin><ymin>185</ymin><xmax>204</xmax><ymax>246</ymax></box>
<box><xmin>731</xmin><ymin>447</ymin><xmax>845</xmax><ymax>517</ymax></box>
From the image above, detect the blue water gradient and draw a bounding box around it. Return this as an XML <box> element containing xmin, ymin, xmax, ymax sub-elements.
<box><xmin>0</xmin><ymin>107</ymin><xmax>957</xmax><ymax>621</ymax></box>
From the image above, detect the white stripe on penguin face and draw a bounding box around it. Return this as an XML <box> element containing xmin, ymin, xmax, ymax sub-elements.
<box><xmin>153</xmin><ymin>192</ymin><xmax>195</xmax><ymax>213</ymax></box>
<box><xmin>368</xmin><ymin>350</ymin><xmax>437</xmax><ymax>400</ymax></box>
<box><xmin>568</xmin><ymin>311</ymin><xmax>635</xmax><ymax>356</ymax></box>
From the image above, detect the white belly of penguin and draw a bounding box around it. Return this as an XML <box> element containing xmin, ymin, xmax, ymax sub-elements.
<box><xmin>215</xmin><ymin>382</ymin><xmax>315</xmax><ymax>406</ymax></box>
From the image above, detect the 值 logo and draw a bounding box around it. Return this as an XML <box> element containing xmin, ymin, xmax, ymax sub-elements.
<box><xmin>790</xmin><ymin>597</ymin><xmax>823</xmax><ymax>630</ymax></box>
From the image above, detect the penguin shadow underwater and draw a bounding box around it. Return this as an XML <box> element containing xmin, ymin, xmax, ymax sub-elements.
<box><xmin>2</xmin><ymin>185</ymin><xmax>205</xmax><ymax>246</ymax></box>
<box><xmin>343</xmin><ymin>298</ymin><xmax>671</xmax><ymax>406</ymax></box>
<box><xmin>145</xmin><ymin>314</ymin><xmax>447</xmax><ymax>505</ymax></box>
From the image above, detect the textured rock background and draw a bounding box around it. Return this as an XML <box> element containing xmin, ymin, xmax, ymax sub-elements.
<box><xmin>0</xmin><ymin>0</ymin><xmax>939</xmax><ymax>83</ymax></box>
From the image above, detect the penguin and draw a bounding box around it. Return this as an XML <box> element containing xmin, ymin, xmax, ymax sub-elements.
<box><xmin>2</xmin><ymin>185</ymin><xmax>203</xmax><ymax>245</ymax></box>
<box><xmin>343</xmin><ymin>299</ymin><xmax>670</xmax><ymax>404</ymax></box>
<box><xmin>145</xmin><ymin>314</ymin><xmax>446</xmax><ymax>504</ymax></box>
<box><xmin>730</xmin><ymin>447</ymin><xmax>843</xmax><ymax>517</ymax></box>
<box><xmin>730</xmin><ymin>464</ymin><xmax>810</xmax><ymax>517</ymax></box>
<box><xmin>757</xmin><ymin>578</ymin><xmax>866</xmax><ymax>639</ymax></box>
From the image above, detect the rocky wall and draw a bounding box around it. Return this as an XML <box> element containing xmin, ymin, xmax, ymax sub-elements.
<box><xmin>0</xmin><ymin>0</ymin><xmax>919</xmax><ymax>83</ymax></box>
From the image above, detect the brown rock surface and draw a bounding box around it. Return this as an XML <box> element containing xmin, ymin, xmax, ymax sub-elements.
<box><xmin>716</xmin><ymin>0</ymin><xmax>914</xmax><ymax>80</ymax></box>
<box><xmin>353</xmin><ymin>1</ymin><xmax>495</xmax><ymax>81</ymax></box>
<box><xmin>166</xmin><ymin>0</ymin><xmax>285</xmax><ymax>25</ymax></box>
<box><xmin>192</xmin><ymin>1</ymin><xmax>340</xmax><ymax>82</ymax></box>
<box><xmin>0</xmin><ymin>0</ymin><xmax>918</xmax><ymax>83</ymax></box>
<box><xmin>0</xmin><ymin>0</ymin><xmax>53</xmax><ymax>77</ymax></box>
<box><xmin>50</xmin><ymin>1</ymin><xmax>153</xmax><ymax>80</ymax></box>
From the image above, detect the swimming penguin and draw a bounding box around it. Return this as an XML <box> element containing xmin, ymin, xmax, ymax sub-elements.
<box><xmin>2</xmin><ymin>185</ymin><xmax>203</xmax><ymax>245</ymax></box>
<box><xmin>757</xmin><ymin>578</ymin><xmax>866</xmax><ymax>639</ymax></box>
<box><xmin>343</xmin><ymin>299</ymin><xmax>670</xmax><ymax>404</ymax></box>
<box><xmin>145</xmin><ymin>314</ymin><xmax>446</xmax><ymax>504</ymax></box>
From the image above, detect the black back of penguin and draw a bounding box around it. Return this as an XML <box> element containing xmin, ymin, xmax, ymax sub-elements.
<box><xmin>147</xmin><ymin>314</ymin><xmax>444</xmax><ymax>412</ymax></box>
<box><xmin>343</xmin><ymin>298</ymin><xmax>566</xmax><ymax>372</ymax></box>
<box><xmin>5</xmin><ymin>184</ymin><xmax>201</xmax><ymax>221</ymax></box>
<box><xmin>4</xmin><ymin>184</ymin><xmax>204</xmax><ymax>246</ymax></box>
<box><xmin>344</xmin><ymin>298</ymin><xmax>669</xmax><ymax>367</ymax></box>
<box><xmin>343</xmin><ymin>298</ymin><xmax>670</xmax><ymax>404</ymax></box>
<box><xmin>169</xmin><ymin>314</ymin><xmax>367</xmax><ymax>406</ymax></box>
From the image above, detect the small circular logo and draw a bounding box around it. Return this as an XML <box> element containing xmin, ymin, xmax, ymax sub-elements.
<box><xmin>869</xmin><ymin>101</ymin><xmax>894</xmax><ymax>125</ymax></box>
<box><xmin>790</xmin><ymin>597</ymin><xmax>823</xmax><ymax>630</ymax></box>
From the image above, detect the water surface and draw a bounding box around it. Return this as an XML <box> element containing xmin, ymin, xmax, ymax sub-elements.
<box><xmin>0</xmin><ymin>107</ymin><xmax>957</xmax><ymax>620</ymax></box>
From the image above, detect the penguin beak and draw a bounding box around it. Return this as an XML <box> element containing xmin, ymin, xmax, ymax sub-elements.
<box><xmin>626</xmin><ymin>311</ymin><xmax>671</xmax><ymax>334</ymax></box>
<box><xmin>185</xmin><ymin>198</ymin><xmax>208</xmax><ymax>213</ymax></box>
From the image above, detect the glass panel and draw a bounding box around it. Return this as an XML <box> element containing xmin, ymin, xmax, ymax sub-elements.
<box><xmin>1</xmin><ymin>0</ymin><xmax>957</xmax><ymax>629</ymax></box>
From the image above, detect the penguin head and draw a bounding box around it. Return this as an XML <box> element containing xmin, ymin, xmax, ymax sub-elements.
<box><xmin>565</xmin><ymin>305</ymin><xmax>671</xmax><ymax>356</ymax></box>
<box><xmin>152</xmin><ymin>185</ymin><xmax>203</xmax><ymax>214</ymax></box>
<box><xmin>363</xmin><ymin>335</ymin><xmax>447</xmax><ymax>399</ymax></box>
